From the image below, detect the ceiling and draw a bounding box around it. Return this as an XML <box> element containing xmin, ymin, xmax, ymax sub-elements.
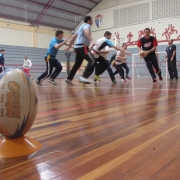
<box><xmin>0</xmin><ymin>0</ymin><xmax>102</xmax><ymax>30</ymax></box>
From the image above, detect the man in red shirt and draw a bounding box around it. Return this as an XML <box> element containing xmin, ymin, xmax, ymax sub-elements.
<box><xmin>137</xmin><ymin>28</ymin><xmax>163</xmax><ymax>82</ymax></box>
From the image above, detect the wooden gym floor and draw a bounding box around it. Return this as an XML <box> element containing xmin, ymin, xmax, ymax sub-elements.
<box><xmin>1</xmin><ymin>77</ymin><xmax>180</xmax><ymax>180</ymax></box>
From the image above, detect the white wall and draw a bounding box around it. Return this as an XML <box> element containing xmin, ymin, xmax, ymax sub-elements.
<box><xmin>0</xmin><ymin>19</ymin><xmax>72</xmax><ymax>49</ymax></box>
<box><xmin>77</xmin><ymin>0</ymin><xmax>180</xmax><ymax>49</ymax></box>
<box><xmin>0</xmin><ymin>27</ymin><xmax>33</xmax><ymax>47</ymax></box>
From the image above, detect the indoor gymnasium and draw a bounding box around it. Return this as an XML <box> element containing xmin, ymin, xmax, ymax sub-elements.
<box><xmin>0</xmin><ymin>0</ymin><xmax>180</xmax><ymax>179</ymax></box>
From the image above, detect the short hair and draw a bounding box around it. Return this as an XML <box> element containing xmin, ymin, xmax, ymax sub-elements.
<box><xmin>55</xmin><ymin>30</ymin><xmax>64</xmax><ymax>37</ymax></box>
<box><xmin>144</xmin><ymin>28</ymin><xmax>150</xmax><ymax>32</ymax></box>
<box><xmin>1</xmin><ymin>49</ymin><xmax>5</xmax><ymax>52</ymax></box>
<box><xmin>121</xmin><ymin>43</ymin><xmax>127</xmax><ymax>47</ymax></box>
<box><xmin>104</xmin><ymin>31</ymin><xmax>112</xmax><ymax>36</ymax></box>
<box><xmin>170</xmin><ymin>39</ymin><xmax>174</xmax><ymax>42</ymax></box>
<box><xmin>84</xmin><ymin>16</ymin><xmax>92</xmax><ymax>23</ymax></box>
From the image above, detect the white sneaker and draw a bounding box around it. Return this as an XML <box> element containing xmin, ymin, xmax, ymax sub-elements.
<box><xmin>78</xmin><ymin>77</ymin><xmax>91</xmax><ymax>84</ymax></box>
<box><xmin>121</xmin><ymin>79</ymin><xmax>124</xmax><ymax>83</ymax></box>
<box><xmin>65</xmin><ymin>79</ymin><xmax>74</xmax><ymax>86</ymax></box>
<box><xmin>48</xmin><ymin>78</ymin><xmax>57</xmax><ymax>85</ymax></box>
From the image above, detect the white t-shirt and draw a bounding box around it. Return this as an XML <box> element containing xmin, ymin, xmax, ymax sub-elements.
<box><xmin>23</xmin><ymin>59</ymin><xmax>32</xmax><ymax>67</ymax></box>
<box><xmin>100</xmin><ymin>46</ymin><xmax>109</xmax><ymax>59</ymax></box>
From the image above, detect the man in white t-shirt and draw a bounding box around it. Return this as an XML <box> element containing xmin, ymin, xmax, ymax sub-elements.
<box><xmin>94</xmin><ymin>46</ymin><xmax>116</xmax><ymax>83</ymax></box>
<box><xmin>85</xmin><ymin>31</ymin><xmax>131</xmax><ymax>82</ymax></box>
<box><xmin>23</xmin><ymin>56</ymin><xmax>32</xmax><ymax>78</ymax></box>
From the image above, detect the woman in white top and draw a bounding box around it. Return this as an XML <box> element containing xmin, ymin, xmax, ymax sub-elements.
<box><xmin>23</xmin><ymin>56</ymin><xmax>32</xmax><ymax>78</ymax></box>
<box><xmin>113</xmin><ymin>43</ymin><xmax>131</xmax><ymax>82</ymax></box>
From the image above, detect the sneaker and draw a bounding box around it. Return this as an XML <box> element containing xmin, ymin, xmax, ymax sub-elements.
<box><xmin>153</xmin><ymin>78</ymin><xmax>157</xmax><ymax>83</ymax></box>
<box><xmin>65</xmin><ymin>79</ymin><xmax>74</xmax><ymax>86</ymax></box>
<box><xmin>78</xmin><ymin>77</ymin><xmax>91</xmax><ymax>84</ymax></box>
<box><xmin>121</xmin><ymin>79</ymin><xmax>125</xmax><ymax>83</ymax></box>
<box><xmin>159</xmin><ymin>74</ymin><xmax>163</xmax><ymax>81</ymax></box>
<box><xmin>126</xmin><ymin>76</ymin><xmax>131</xmax><ymax>80</ymax></box>
<box><xmin>112</xmin><ymin>80</ymin><xmax>117</xmax><ymax>84</ymax></box>
<box><xmin>34</xmin><ymin>79</ymin><xmax>42</xmax><ymax>86</ymax></box>
<box><xmin>48</xmin><ymin>78</ymin><xmax>57</xmax><ymax>85</ymax></box>
<box><xmin>94</xmin><ymin>78</ymin><xmax>97</xmax><ymax>82</ymax></box>
<box><xmin>94</xmin><ymin>75</ymin><xmax>101</xmax><ymax>82</ymax></box>
<box><xmin>157</xmin><ymin>71</ymin><xmax>163</xmax><ymax>81</ymax></box>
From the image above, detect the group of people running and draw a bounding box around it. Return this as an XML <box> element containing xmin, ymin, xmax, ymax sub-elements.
<box><xmin>34</xmin><ymin>15</ymin><xmax>165</xmax><ymax>86</ymax></box>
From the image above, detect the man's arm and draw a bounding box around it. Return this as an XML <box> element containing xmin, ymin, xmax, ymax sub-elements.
<box><xmin>137</xmin><ymin>39</ymin><xmax>142</xmax><ymax>52</ymax></box>
<box><xmin>54</xmin><ymin>37</ymin><xmax>69</xmax><ymax>49</ymax></box>
<box><xmin>112</xmin><ymin>46</ymin><xmax>131</xmax><ymax>55</ymax></box>
<box><xmin>100</xmin><ymin>50</ymin><xmax>109</xmax><ymax>55</ymax></box>
<box><xmin>146</xmin><ymin>38</ymin><xmax>158</xmax><ymax>56</ymax></box>
<box><xmin>84</xmin><ymin>29</ymin><xmax>93</xmax><ymax>42</ymax></box>
<box><xmin>68</xmin><ymin>34</ymin><xmax>77</xmax><ymax>46</ymax></box>
<box><xmin>171</xmin><ymin>45</ymin><xmax>176</xmax><ymax>61</ymax></box>
<box><xmin>171</xmin><ymin>50</ymin><xmax>176</xmax><ymax>61</ymax></box>
<box><xmin>137</xmin><ymin>46</ymin><xmax>141</xmax><ymax>52</ymax></box>
<box><xmin>146</xmin><ymin>46</ymin><xmax>156</xmax><ymax>56</ymax></box>
<box><xmin>65</xmin><ymin>34</ymin><xmax>77</xmax><ymax>51</ymax></box>
<box><xmin>64</xmin><ymin>42</ymin><xmax>74</xmax><ymax>48</ymax></box>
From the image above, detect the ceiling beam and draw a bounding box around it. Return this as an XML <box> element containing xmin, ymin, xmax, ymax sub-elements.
<box><xmin>34</xmin><ymin>0</ymin><xmax>55</xmax><ymax>26</ymax></box>
<box><xmin>26</xmin><ymin>0</ymin><xmax>82</xmax><ymax>16</ymax></box>
<box><xmin>0</xmin><ymin>3</ymin><xmax>76</xmax><ymax>25</ymax></box>
<box><xmin>0</xmin><ymin>13</ymin><xmax>73</xmax><ymax>30</ymax></box>
<box><xmin>62</xmin><ymin>0</ymin><xmax>91</xmax><ymax>10</ymax></box>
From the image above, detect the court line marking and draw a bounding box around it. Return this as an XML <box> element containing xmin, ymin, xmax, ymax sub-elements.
<box><xmin>35</xmin><ymin>85</ymin><xmax>180</xmax><ymax>91</ymax></box>
<box><xmin>36</xmin><ymin>91</ymin><xmax>165</xmax><ymax>116</ymax></box>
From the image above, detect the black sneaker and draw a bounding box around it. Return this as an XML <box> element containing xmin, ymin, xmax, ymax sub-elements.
<box><xmin>34</xmin><ymin>79</ymin><xmax>42</xmax><ymax>86</ymax></box>
<box><xmin>158</xmin><ymin>72</ymin><xmax>163</xmax><ymax>81</ymax></box>
<box><xmin>153</xmin><ymin>78</ymin><xmax>157</xmax><ymax>83</ymax></box>
<box><xmin>112</xmin><ymin>80</ymin><xmax>117</xmax><ymax>84</ymax></box>
<box><xmin>126</xmin><ymin>76</ymin><xmax>131</xmax><ymax>80</ymax></box>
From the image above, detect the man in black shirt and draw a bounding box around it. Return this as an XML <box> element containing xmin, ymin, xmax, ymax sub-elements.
<box><xmin>137</xmin><ymin>28</ymin><xmax>162</xmax><ymax>83</ymax></box>
<box><xmin>0</xmin><ymin>49</ymin><xmax>5</xmax><ymax>74</ymax></box>
<box><xmin>166</xmin><ymin>39</ymin><xmax>178</xmax><ymax>80</ymax></box>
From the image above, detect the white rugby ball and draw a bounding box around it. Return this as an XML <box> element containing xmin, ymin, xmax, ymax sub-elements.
<box><xmin>0</xmin><ymin>68</ymin><xmax>38</xmax><ymax>139</ymax></box>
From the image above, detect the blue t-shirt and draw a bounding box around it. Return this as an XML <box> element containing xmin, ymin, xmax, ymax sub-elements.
<box><xmin>75</xmin><ymin>23</ymin><xmax>91</xmax><ymax>48</ymax></box>
<box><xmin>46</xmin><ymin>38</ymin><xmax>64</xmax><ymax>57</ymax></box>
<box><xmin>0</xmin><ymin>54</ymin><xmax>4</xmax><ymax>65</ymax></box>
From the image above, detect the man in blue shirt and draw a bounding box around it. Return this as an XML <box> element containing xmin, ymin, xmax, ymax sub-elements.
<box><xmin>0</xmin><ymin>49</ymin><xmax>5</xmax><ymax>74</ymax></box>
<box><xmin>35</xmin><ymin>30</ymin><xmax>70</xmax><ymax>86</ymax></box>
<box><xmin>65</xmin><ymin>16</ymin><xmax>95</xmax><ymax>85</ymax></box>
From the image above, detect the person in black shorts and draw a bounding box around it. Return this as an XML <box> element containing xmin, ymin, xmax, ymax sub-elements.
<box><xmin>165</xmin><ymin>39</ymin><xmax>178</xmax><ymax>80</ymax></box>
<box><xmin>137</xmin><ymin>28</ymin><xmax>163</xmax><ymax>83</ymax></box>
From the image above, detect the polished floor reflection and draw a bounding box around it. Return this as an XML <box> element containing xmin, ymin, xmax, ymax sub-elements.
<box><xmin>1</xmin><ymin>77</ymin><xmax>180</xmax><ymax>180</ymax></box>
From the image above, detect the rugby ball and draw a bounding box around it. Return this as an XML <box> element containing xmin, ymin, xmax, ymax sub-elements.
<box><xmin>140</xmin><ymin>51</ymin><xmax>146</xmax><ymax>59</ymax></box>
<box><xmin>0</xmin><ymin>68</ymin><xmax>38</xmax><ymax>139</ymax></box>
